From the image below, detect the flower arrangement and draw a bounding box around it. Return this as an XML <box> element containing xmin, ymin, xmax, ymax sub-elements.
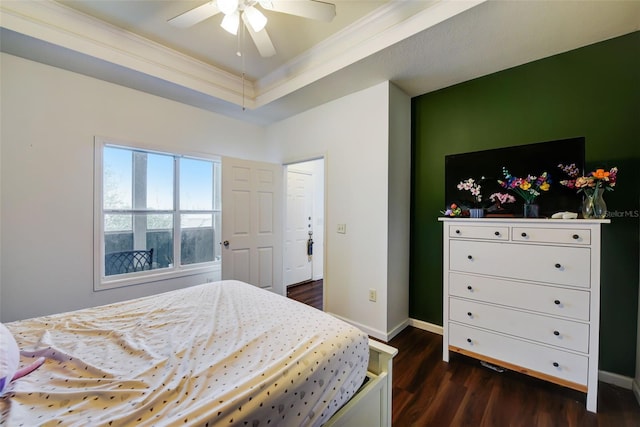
<box><xmin>457</xmin><ymin>178</ymin><xmax>483</xmax><ymax>206</ymax></box>
<box><xmin>498</xmin><ymin>167</ymin><xmax>551</xmax><ymax>204</ymax></box>
<box><xmin>557</xmin><ymin>163</ymin><xmax>618</xmax><ymax>195</ymax></box>
<box><xmin>489</xmin><ymin>192</ymin><xmax>516</xmax><ymax>207</ymax></box>
<box><xmin>441</xmin><ymin>203</ymin><xmax>462</xmax><ymax>217</ymax></box>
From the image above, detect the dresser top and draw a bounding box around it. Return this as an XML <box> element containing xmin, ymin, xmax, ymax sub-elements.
<box><xmin>438</xmin><ymin>217</ymin><xmax>611</xmax><ymax>224</ymax></box>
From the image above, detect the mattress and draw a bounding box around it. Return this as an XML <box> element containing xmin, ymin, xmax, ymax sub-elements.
<box><xmin>0</xmin><ymin>280</ymin><xmax>369</xmax><ymax>426</ymax></box>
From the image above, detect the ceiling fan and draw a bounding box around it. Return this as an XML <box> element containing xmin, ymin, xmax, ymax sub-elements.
<box><xmin>168</xmin><ymin>0</ymin><xmax>336</xmax><ymax>58</ymax></box>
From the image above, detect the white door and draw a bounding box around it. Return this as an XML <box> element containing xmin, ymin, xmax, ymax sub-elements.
<box><xmin>284</xmin><ymin>170</ymin><xmax>313</xmax><ymax>286</ymax></box>
<box><xmin>221</xmin><ymin>157</ymin><xmax>283</xmax><ymax>294</ymax></box>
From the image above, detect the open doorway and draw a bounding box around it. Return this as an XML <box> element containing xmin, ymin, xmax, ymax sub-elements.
<box><xmin>284</xmin><ymin>158</ymin><xmax>324</xmax><ymax>307</ymax></box>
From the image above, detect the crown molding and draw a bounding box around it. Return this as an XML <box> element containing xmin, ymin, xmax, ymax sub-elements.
<box><xmin>256</xmin><ymin>0</ymin><xmax>430</xmax><ymax>91</ymax></box>
<box><xmin>254</xmin><ymin>0</ymin><xmax>486</xmax><ymax>107</ymax></box>
<box><xmin>0</xmin><ymin>0</ymin><xmax>485</xmax><ymax>111</ymax></box>
<box><xmin>0</xmin><ymin>0</ymin><xmax>254</xmax><ymax>107</ymax></box>
<box><xmin>256</xmin><ymin>0</ymin><xmax>437</xmax><ymax>93</ymax></box>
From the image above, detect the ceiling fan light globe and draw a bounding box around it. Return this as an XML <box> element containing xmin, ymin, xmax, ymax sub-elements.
<box><xmin>217</xmin><ymin>0</ymin><xmax>238</xmax><ymax>16</ymax></box>
<box><xmin>220</xmin><ymin>11</ymin><xmax>239</xmax><ymax>35</ymax></box>
<box><xmin>244</xmin><ymin>6</ymin><xmax>268</xmax><ymax>32</ymax></box>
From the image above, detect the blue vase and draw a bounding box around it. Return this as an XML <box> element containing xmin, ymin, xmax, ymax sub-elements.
<box><xmin>469</xmin><ymin>208</ymin><xmax>484</xmax><ymax>218</ymax></box>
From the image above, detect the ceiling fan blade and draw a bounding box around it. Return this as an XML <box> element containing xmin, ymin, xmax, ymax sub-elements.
<box><xmin>221</xmin><ymin>11</ymin><xmax>240</xmax><ymax>35</ymax></box>
<box><xmin>262</xmin><ymin>0</ymin><xmax>336</xmax><ymax>22</ymax></box>
<box><xmin>242</xmin><ymin>14</ymin><xmax>276</xmax><ymax>58</ymax></box>
<box><xmin>168</xmin><ymin>1</ymin><xmax>221</xmax><ymax>28</ymax></box>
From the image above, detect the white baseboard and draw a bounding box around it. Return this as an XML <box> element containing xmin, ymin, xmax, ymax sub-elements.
<box><xmin>387</xmin><ymin>319</ymin><xmax>410</xmax><ymax>341</ymax></box>
<box><xmin>326</xmin><ymin>314</ymin><xmax>411</xmax><ymax>342</ymax></box>
<box><xmin>328</xmin><ymin>312</ymin><xmax>388</xmax><ymax>341</ymax></box>
<box><xmin>599</xmin><ymin>370</ymin><xmax>634</xmax><ymax>390</ymax></box>
<box><xmin>408</xmin><ymin>319</ymin><xmax>636</xmax><ymax>391</ymax></box>
<box><xmin>408</xmin><ymin>318</ymin><xmax>443</xmax><ymax>335</ymax></box>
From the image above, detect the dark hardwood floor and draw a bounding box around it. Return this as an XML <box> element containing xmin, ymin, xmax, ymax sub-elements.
<box><xmin>287</xmin><ymin>280</ymin><xmax>640</xmax><ymax>426</ymax></box>
<box><xmin>389</xmin><ymin>327</ymin><xmax>640</xmax><ymax>427</ymax></box>
<box><xmin>286</xmin><ymin>279</ymin><xmax>323</xmax><ymax>310</ymax></box>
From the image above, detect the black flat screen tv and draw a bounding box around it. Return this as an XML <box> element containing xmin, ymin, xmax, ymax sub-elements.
<box><xmin>444</xmin><ymin>137</ymin><xmax>586</xmax><ymax>217</ymax></box>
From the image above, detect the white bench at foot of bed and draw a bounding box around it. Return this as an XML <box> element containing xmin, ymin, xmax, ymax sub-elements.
<box><xmin>324</xmin><ymin>339</ymin><xmax>398</xmax><ymax>427</ymax></box>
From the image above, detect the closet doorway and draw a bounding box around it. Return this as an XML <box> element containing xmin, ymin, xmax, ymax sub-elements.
<box><xmin>284</xmin><ymin>158</ymin><xmax>324</xmax><ymax>289</ymax></box>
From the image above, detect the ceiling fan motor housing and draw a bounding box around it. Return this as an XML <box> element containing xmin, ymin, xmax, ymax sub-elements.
<box><xmin>169</xmin><ymin>0</ymin><xmax>336</xmax><ymax>58</ymax></box>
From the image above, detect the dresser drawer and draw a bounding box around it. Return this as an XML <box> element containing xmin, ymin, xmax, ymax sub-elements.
<box><xmin>449</xmin><ymin>273</ymin><xmax>590</xmax><ymax>321</ymax></box>
<box><xmin>512</xmin><ymin>227</ymin><xmax>591</xmax><ymax>245</ymax></box>
<box><xmin>449</xmin><ymin>323</ymin><xmax>588</xmax><ymax>386</ymax></box>
<box><xmin>450</xmin><ymin>240</ymin><xmax>591</xmax><ymax>288</ymax></box>
<box><xmin>449</xmin><ymin>225</ymin><xmax>509</xmax><ymax>240</ymax></box>
<box><xmin>450</xmin><ymin>298</ymin><xmax>589</xmax><ymax>352</ymax></box>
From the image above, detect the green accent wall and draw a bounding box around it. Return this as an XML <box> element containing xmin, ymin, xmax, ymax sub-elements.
<box><xmin>410</xmin><ymin>32</ymin><xmax>640</xmax><ymax>376</ymax></box>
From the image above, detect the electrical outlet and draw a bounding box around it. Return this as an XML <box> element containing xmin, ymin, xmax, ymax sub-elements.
<box><xmin>368</xmin><ymin>288</ymin><xmax>377</xmax><ymax>302</ymax></box>
<box><xmin>337</xmin><ymin>224</ymin><xmax>347</xmax><ymax>234</ymax></box>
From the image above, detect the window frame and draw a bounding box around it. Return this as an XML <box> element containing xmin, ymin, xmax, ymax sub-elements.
<box><xmin>94</xmin><ymin>137</ymin><xmax>221</xmax><ymax>291</ymax></box>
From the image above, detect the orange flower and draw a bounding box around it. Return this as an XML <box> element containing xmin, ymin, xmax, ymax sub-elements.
<box><xmin>592</xmin><ymin>169</ymin><xmax>610</xmax><ymax>180</ymax></box>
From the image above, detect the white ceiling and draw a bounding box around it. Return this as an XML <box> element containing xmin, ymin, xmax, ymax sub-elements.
<box><xmin>56</xmin><ymin>0</ymin><xmax>392</xmax><ymax>80</ymax></box>
<box><xmin>1</xmin><ymin>0</ymin><xmax>639</xmax><ymax>125</ymax></box>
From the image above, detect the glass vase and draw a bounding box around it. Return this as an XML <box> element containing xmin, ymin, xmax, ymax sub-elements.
<box><xmin>469</xmin><ymin>208</ymin><xmax>484</xmax><ymax>218</ymax></box>
<box><xmin>582</xmin><ymin>185</ymin><xmax>607</xmax><ymax>219</ymax></box>
<box><xmin>523</xmin><ymin>203</ymin><xmax>539</xmax><ymax>218</ymax></box>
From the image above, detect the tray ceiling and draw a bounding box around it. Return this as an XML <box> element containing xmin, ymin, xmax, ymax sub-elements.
<box><xmin>1</xmin><ymin>0</ymin><xmax>639</xmax><ymax>124</ymax></box>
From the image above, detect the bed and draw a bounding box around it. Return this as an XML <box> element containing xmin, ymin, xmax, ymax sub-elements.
<box><xmin>0</xmin><ymin>280</ymin><xmax>396</xmax><ymax>426</ymax></box>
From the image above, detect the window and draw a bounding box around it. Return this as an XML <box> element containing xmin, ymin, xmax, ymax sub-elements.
<box><xmin>95</xmin><ymin>138</ymin><xmax>221</xmax><ymax>290</ymax></box>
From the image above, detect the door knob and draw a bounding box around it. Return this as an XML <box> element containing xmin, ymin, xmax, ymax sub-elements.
<box><xmin>223</xmin><ymin>240</ymin><xmax>229</xmax><ymax>248</ymax></box>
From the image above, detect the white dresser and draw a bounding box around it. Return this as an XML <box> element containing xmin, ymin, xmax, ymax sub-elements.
<box><xmin>439</xmin><ymin>218</ymin><xmax>609</xmax><ymax>413</ymax></box>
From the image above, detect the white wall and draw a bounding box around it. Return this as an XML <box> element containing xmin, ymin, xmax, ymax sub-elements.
<box><xmin>1</xmin><ymin>53</ymin><xmax>410</xmax><ymax>341</ymax></box>
<box><xmin>268</xmin><ymin>81</ymin><xmax>401</xmax><ymax>339</ymax></box>
<box><xmin>0</xmin><ymin>53</ymin><xmax>272</xmax><ymax>322</ymax></box>
<box><xmin>386</xmin><ymin>84</ymin><xmax>411</xmax><ymax>338</ymax></box>
<box><xmin>0</xmin><ymin>58</ymin><xmax>3</xmax><ymax>320</ymax></box>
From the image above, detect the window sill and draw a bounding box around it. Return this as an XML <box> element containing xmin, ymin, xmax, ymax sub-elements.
<box><xmin>94</xmin><ymin>263</ymin><xmax>221</xmax><ymax>291</ymax></box>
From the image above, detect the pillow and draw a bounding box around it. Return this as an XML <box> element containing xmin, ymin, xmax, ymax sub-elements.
<box><xmin>0</xmin><ymin>323</ymin><xmax>19</xmax><ymax>395</ymax></box>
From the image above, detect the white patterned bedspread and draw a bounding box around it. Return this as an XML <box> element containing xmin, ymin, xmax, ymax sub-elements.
<box><xmin>1</xmin><ymin>280</ymin><xmax>369</xmax><ymax>426</ymax></box>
